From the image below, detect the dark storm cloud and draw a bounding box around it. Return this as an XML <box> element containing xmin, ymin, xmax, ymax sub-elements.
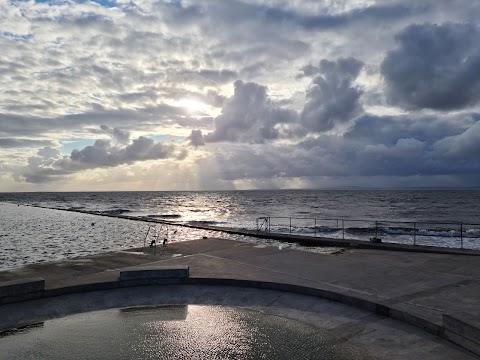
<box><xmin>300</xmin><ymin>57</ymin><xmax>364</xmax><ymax>133</ymax></box>
<box><xmin>0</xmin><ymin>138</ymin><xmax>53</xmax><ymax>148</ymax></box>
<box><xmin>381</xmin><ymin>22</ymin><xmax>480</xmax><ymax>110</ymax></box>
<box><xmin>194</xmin><ymin>1</ymin><xmax>412</xmax><ymax>31</ymax></box>
<box><xmin>433</xmin><ymin>121</ymin><xmax>480</xmax><ymax>159</ymax></box>
<box><xmin>204</xmin><ymin>80</ymin><xmax>298</xmax><ymax>143</ymax></box>
<box><xmin>16</xmin><ymin>127</ymin><xmax>187</xmax><ymax>183</ymax></box>
<box><xmin>301</xmin><ymin>113</ymin><xmax>480</xmax><ymax>178</ymax></box>
<box><xmin>196</xmin><ymin>112</ymin><xmax>480</xmax><ymax>185</ymax></box>
<box><xmin>276</xmin><ymin>3</ymin><xmax>411</xmax><ymax>30</ymax></box>
<box><xmin>187</xmin><ymin>129</ymin><xmax>205</xmax><ymax>147</ymax></box>
<box><xmin>344</xmin><ymin>113</ymin><xmax>477</xmax><ymax>147</ymax></box>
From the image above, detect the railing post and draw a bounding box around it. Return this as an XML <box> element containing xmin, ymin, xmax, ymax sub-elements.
<box><xmin>342</xmin><ymin>220</ymin><xmax>345</xmax><ymax>240</ymax></box>
<box><xmin>413</xmin><ymin>222</ymin><xmax>416</xmax><ymax>246</ymax></box>
<box><xmin>143</xmin><ymin>225</ymin><xmax>151</xmax><ymax>249</ymax></box>
<box><xmin>460</xmin><ymin>223</ymin><xmax>463</xmax><ymax>249</ymax></box>
<box><xmin>289</xmin><ymin>217</ymin><xmax>292</xmax><ymax>234</ymax></box>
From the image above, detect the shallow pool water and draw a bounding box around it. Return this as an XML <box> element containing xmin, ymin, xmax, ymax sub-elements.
<box><xmin>0</xmin><ymin>305</ymin><xmax>371</xmax><ymax>360</ymax></box>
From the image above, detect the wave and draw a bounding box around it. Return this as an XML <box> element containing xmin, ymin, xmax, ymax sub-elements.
<box><xmin>345</xmin><ymin>227</ymin><xmax>374</xmax><ymax>235</ymax></box>
<box><xmin>313</xmin><ymin>226</ymin><xmax>339</xmax><ymax>234</ymax></box>
<box><xmin>267</xmin><ymin>224</ymin><xmax>480</xmax><ymax>239</ymax></box>
<box><xmin>98</xmin><ymin>209</ymin><xmax>131</xmax><ymax>215</ymax></box>
<box><xmin>145</xmin><ymin>214</ymin><xmax>182</xmax><ymax>219</ymax></box>
<box><xmin>67</xmin><ymin>206</ymin><xmax>86</xmax><ymax>211</ymax></box>
<box><xmin>188</xmin><ymin>220</ymin><xmax>229</xmax><ymax>226</ymax></box>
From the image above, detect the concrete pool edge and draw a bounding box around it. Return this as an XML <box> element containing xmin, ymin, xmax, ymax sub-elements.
<box><xmin>1</xmin><ymin>270</ymin><xmax>479</xmax><ymax>357</ymax></box>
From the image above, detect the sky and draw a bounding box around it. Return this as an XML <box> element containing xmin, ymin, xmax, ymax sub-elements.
<box><xmin>1</xmin><ymin>0</ymin><xmax>480</xmax><ymax>191</ymax></box>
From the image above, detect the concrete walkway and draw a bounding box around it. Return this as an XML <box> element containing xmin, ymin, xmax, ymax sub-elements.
<box><xmin>1</xmin><ymin>237</ymin><xmax>480</xmax><ymax>358</ymax></box>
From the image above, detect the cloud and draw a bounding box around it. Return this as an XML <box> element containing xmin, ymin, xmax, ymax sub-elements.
<box><xmin>187</xmin><ymin>129</ymin><xmax>205</xmax><ymax>147</ymax></box>
<box><xmin>193</xmin><ymin>1</ymin><xmax>411</xmax><ymax>32</ymax></box>
<box><xmin>297</xmin><ymin>63</ymin><xmax>321</xmax><ymax>79</ymax></box>
<box><xmin>3</xmin><ymin>0</ymin><xmax>480</xmax><ymax>190</ymax></box>
<box><xmin>204</xmin><ymin>80</ymin><xmax>298</xmax><ymax>143</ymax></box>
<box><xmin>190</xmin><ymin>112</ymin><xmax>480</xmax><ymax>187</ymax></box>
<box><xmin>0</xmin><ymin>138</ymin><xmax>53</xmax><ymax>148</ymax></box>
<box><xmin>99</xmin><ymin>124</ymin><xmax>130</xmax><ymax>144</ymax></box>
<box><xmin>300</xmin><ymin>57</ymin><xmax>364</xmax><ymax>133</ymax></box>
<box><xmin>0</xmin><ymin>104</ymin><xmax>193</xmax><ymax>138</ymax></box>
<box><xmin>433</xmin><ymin>120</ymin><xmax>480</xmax><ymax>159</ymax></box>
<box><xmin>0</xmin><ymin>0</ymin><xmax>31</xmax><ymax>37</ymax></box>
<box><xmin>344</xmin><ymin>112</ymin><xmax>477</xmax><ymax>147</ymax></box>
<box><xmin>67</xmin><ymin>136</ymin><xmax>184</xmax><ymax>167</ymax></box>
<box><xmin>381</xmin><ymin>22</ymin><xmax>480</xmax><ymax>110</ymax></box>
<box><xmin>204</xmin><ymin>90</ymin><xmax>227</xmax><ymax>108</ymax></box>
<box><xmin>354</xmin><ymin>138</ymin><xmax>428</xmax><ymax>176</ymax></box>
<box><xmin>174</xmin><ymin>69</ymin><xmax>238</xmax><ymax>86</ymax></box>
<box><xmin>15</xmin><ymin>126</ymin><xmax>187</xmax><ymax>183</ymax></box>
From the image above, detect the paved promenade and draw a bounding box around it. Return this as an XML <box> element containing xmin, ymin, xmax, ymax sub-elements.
<box><xmin>1</xmin><ymin>237</ymin><xmax>479</xmax><ymax>358</ymax></box>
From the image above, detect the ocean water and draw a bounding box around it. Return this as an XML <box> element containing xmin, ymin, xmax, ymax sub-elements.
<box><xmin>2</xmin><ymin>190</ymin><xmax>480</xmax><ymax>224</ymax></box>
<box><xmin>0</xmin><ymin>190</ymin><xmax>479</xmax><ymax>268</ymax></box>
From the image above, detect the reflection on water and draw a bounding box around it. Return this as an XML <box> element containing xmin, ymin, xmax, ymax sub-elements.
<box><xmin>120</xmin><ymin>305</ymin><xmax>188</xmax><ymax>321</ymax></box>
<box><xmin>0</xmin><ymin>305</ymin><xmax>372</xmax><ymax>360</ymax></box>
<box><xmin>0</xmin><ymin>203</ymin><xmax>341</xmax><ymax>270</ymax></box>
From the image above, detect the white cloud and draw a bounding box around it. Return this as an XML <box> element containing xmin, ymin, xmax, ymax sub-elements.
<box><xmin>0</xmin><ymin>0</ymin><xmax>31</xmax><ymax>36</ymax></box>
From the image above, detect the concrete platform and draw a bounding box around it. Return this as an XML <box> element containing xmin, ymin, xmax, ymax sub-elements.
<box><xmin>1</xmin><ymin>237</ymin><xmax>480</xmax><ymax>358</ymax></box>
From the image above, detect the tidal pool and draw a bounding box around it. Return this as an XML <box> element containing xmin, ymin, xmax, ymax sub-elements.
<box><xmin>0</xmin><ymin>305</ymin><xmax>371</xmax><ymax>360</ymax></box>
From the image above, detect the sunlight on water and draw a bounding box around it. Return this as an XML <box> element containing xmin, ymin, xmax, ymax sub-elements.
<box><xmin>0</xmin><ymin>203</ymin><xmax>340</xmax><ymax>269</ymax></box>
<box><xmin>0</xmin><ymin>306</ymin><xmax>371</xmax><ymax>360</ymax></box>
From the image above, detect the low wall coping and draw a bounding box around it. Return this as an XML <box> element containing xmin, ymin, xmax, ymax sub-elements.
<box><xmin>0</xmin><ymin>277</ymin><xmax>45</xmax><ymax>297</ymax></box>
<box><xmin>119</xmin><ymin>265</ymin><xmax>189</xmax><ymax>281</ymax></box>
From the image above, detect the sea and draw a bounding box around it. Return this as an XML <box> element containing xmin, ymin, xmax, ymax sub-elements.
<box><xmin>1</xmin><ymin>190</ymin><xmax>479</xmax><ymax>269</ymax></box>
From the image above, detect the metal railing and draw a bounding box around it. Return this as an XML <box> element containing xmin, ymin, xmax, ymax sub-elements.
<box><xmin>143</xmin><ymin>224</ymin><xmax>177</xmax><ymax>254</ymax></box>
<box><xmin>256</xmin><ymin>216</ymin><xmax>480</xmax><ymax>249</ymax></box>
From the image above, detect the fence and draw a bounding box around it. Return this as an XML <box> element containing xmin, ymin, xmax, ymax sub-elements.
<box><xmin>256</xmin><ymin>216</ymin><xmax>480</xmax><ymax>249</ymax></box>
